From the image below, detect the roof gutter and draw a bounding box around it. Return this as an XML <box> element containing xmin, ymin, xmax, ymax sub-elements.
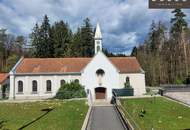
<box><xmin>14</xmin><ymin>72</ymin><xmax>81</xmax><ymax>76</ymax></box>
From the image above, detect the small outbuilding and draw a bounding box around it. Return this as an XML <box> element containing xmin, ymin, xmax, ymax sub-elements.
<box><xmin>0</xmin><ymin>73</ymin><xmax>9</xmax><ymax>99</ymax></box>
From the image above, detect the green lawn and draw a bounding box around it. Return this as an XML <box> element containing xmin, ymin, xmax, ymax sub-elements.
<box><xmin>0</xmin><ymin>100</ymin><xmax>88</xmax><ymax>130</ymax></box>
<box><xmin>121</xmin><ymin>97</ymin><xmax>190</xmax><ymax>130</ymax></box>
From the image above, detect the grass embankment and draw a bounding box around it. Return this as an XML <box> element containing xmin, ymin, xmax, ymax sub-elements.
<box><xmin>0</xmin><ymin>100</ymin><xmax>88</xmax><ymax>130</ymax></box>
<box><xmin>121</xmin><ymin>97</ymin><xmax>190</xmax><ymax>130</ymax></box>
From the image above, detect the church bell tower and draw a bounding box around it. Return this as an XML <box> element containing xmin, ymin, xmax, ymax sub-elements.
<box><xmin>94</xmin><ymin>23</ymin><xmax>102</xmax><ymax>54</ymax></box>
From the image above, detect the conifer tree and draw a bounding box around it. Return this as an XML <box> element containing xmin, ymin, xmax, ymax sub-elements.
<box><xmin>170</xmin><ymin>9</ymin><xmax>188</xmax><ymax>79</ymax></box>
<box><xmin>40</xmin><ymin>15</ymin><xmax>54</xmax><ymax>57</ymax></box>
<box><xmin>31</xmin><ymin>15</ymin><xmax>54</xmax><ymax>58</ymax></box>
<box><xmin>51</xmin><ymin>21</ymin><xmax>72</xmax><ymax>57</ymax></box>
<box><xmin>0</xmin><ymin>29</ymin><xmax>6</xmax><ymax>71</ymax></box>
<box><xmin>80</xmin><ymin>18</ymin><xmax>94</xmax><ymax>57</ymax></box>
<box><xmin>170</xmin><ymin>9</ymin><xmax>187</xmax><ymax>37</ymax></box>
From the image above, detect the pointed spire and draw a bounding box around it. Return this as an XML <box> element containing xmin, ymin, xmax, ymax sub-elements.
<box><xmin>95</xmin><ymin>23</ymin><xmax>102</xmax><ymax>39</ymax></box>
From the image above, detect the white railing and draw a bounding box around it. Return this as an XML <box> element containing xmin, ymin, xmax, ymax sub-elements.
<box><xmin>88</xmin><ymin>89</ymin><xmax>93</xmax><ymax>106</ymax></box>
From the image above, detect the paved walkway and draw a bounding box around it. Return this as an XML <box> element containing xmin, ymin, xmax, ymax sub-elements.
<box><xmin>165</xmin><ymin>92</ymin><xmax>190</xmax><ymax>105</ymax></box>
<box><xmin>87</xmin><ymin>106</ymin><xmax>126</xmax><ymax>130</ymax></box>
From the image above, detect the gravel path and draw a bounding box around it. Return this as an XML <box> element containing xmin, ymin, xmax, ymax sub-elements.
<box><xmin>87</xmin><ymin>106</ymin><xmax>126</xmax><ymax>130</ymax></box>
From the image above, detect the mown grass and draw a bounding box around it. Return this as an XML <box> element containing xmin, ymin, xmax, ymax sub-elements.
<box><xmin>121</xmin><ymin>97</ymin><xmax>190</xmax><ymax>130</ymax></box>
<box><xmin>0</xmin><ymin>100</ymin><xmax>88</xmax><ymax>130</ymax></box>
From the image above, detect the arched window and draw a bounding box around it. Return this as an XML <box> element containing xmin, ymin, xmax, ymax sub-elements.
<box><xmin>18</xmin><ymin>81</ymin><xmax>23</xmax><ymax>93</ymax></box>
<box><xmin>46</xmin><ymin>80</ymin><xmax>52</xmax><ymax>92</ymax></box>
<box><xmin>74</xmin><ymin>79</ymin><xmax>79</xmax><ymax>84</ymax></box>
<box><xmin>96</xmin><ymin>69</ymin><xmax>105</xmax><ymax>86</ymax></box>
<box><xmin>60</xmin><ymin>80</ymin><xmax>66</xmax><ymax>86</ymax></box>
<box><xmin>32</xmin><ymin>80</ymin><xmax>37</xmax><ymax>92</ymax></box>
<box><xmin>96</xmin><ymin>69</ymin><xmax>105</xmax><ymax>76</ymax></box>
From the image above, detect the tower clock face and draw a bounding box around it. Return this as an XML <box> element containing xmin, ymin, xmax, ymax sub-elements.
<box><xmin>97</xmin><ymin>41</ymin><xmax>100</xmax><ymax>44</ymax></box>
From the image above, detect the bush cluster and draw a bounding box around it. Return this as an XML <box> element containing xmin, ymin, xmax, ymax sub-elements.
<box><xmin>55</xmin><ymin>82</ymin><xmax>86</xmax><ymax>99</ymax></box>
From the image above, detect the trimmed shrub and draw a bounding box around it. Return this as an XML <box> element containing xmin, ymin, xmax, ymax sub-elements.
<box><xmin>55</xmin><ymin>82</ymin><xmax>86</xmax><ymax>99</ymax></box>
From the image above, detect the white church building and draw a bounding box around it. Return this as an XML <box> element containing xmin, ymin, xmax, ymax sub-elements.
<box><xmin>9</xmin><ymin>24</ymin><xmax>146</xmax><ymax>102</ymax></box>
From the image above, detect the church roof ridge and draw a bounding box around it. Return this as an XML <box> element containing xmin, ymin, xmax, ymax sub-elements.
<box><xmin>15</xmin><ymin>56</ymin><xmax>143</xmax><ymax>74</ymax></box>
<box><xmin>23</xmin><ymin>57</ymin><xmax>92</xmax><ymax>59</ymax></box>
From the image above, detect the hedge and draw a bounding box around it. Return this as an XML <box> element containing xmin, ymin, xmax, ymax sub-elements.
<box><xmin>55</xmin><ymin>82</ymin><xmax>86</xmax><ymax>99</ymax></box>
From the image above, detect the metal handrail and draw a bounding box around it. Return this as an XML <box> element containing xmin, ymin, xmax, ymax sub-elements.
<box><xmin>160</xmin><ymin>84</ymin><xmax>190</xmax><ymax>88</ymax></box>
<box><xmin>160</xmin><ymin>85</ymin><xmax>190</xmax><ymax>94</ymax></box>
<box><xmin>112</xmin><ymin>91</ymin><xmax>141</xmax><ymax>130</ymax></box>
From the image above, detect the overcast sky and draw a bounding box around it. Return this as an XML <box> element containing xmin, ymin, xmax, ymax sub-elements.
<box><xmin>0</xmin><ymin>0</ymin><xmax>190</xmax><ymax>55</ymax></box>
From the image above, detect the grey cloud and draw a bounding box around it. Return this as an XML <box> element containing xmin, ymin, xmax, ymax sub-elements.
<box><xmin>0</xmin><ymin>0</ymin><xmax>189</xmax><ymax>55</ymax></box>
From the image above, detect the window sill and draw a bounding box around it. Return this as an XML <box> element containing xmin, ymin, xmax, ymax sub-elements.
<box><xmin>45</xmin><ymin>91</ymin><xmax>52</xmax><ymax>94</ymax></box>
<box><xmin>31</xmin><ymin>92</ymin><xmax>38</xmax><ymax>94</ymax></box>
<box><xmin>16</xmin><ymin>92</ymin><xmax>24</xmax><ymax>95</ymax></box>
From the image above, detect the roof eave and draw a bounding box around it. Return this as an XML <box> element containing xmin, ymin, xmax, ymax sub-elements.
<box><xmin>10</xmin><ymin>57</ymin><xmax>24</xmax><ymax>75</ymax></box>
<box><xmin>14</xmin><ymin>72</ymin><xmax>81</xmax><ymax>76</ymax></box>
<box><xmin>119</xmin><ymin>71</ymin><xmax>145</xmax><ymax>74</ymax></box>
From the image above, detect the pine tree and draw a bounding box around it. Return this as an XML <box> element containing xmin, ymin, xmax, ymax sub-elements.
<box><xmin>40</xmin><ymin>15</ymin><xmax>54</xmax><ymax>57</ymax></box>
<box><xmin>51</xmin><ymin>21</ymin><xmax>72</xmax><ymax>57</ymax></box>
<box><xmin>170</xmin><ymin>9</ymin><xmax>188</xmax><ymax>80</ymax></box>
<box><xmin>71</xmin><ymin>28</ymin><xmax>82</xmax><ymax>56</ymax></box>
<box><xmin>0</xmin><ymin>29</ymin><xmax>6</xmax><ymax>71</ymax></box>
<box><xmin>131</xmin><ymin>46</ymin><xmax>137</xmax><ymax>57</ymax></box>
<box><xmin>171</xmin><ymin>9</ymin><xmax>187</xmax><ymax>36</ymax></box>
<box><xmin>31</xmin><ymin>15</ymin><xmax>54</xmax><ymax>58</ymax></box>
<box><xmin>80</xmin><ymin>18</ymin><xmax>94</xmax><ymax>57</ymax></box>
<box><xmin>30</xmin><ymin>23</ymin><xmax>41</xmax><ymax>57</ymax></box>
<box><xmin>103</xmin><ymin>48</ymin><xmax>115</xmax><ymax>57</ymax></box>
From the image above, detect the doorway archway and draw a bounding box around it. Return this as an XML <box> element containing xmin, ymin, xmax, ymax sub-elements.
<box><xmin>95</xmin><ymin>87</ymin><xmax>106</xmax><ymax>99</ymax></box>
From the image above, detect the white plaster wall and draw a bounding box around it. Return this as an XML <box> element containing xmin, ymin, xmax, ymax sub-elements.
<box><xmin>13</xmin><ymin>74</ymin><xmax>81</xmax><ymax>100</ymax></box>
<box><xmin>82</xmin><ymin>52</ymin><xmax>120</xmax><ymax>102</ymax></box>
<box><xmin>9</xmin><ymin>74</ymin><xmax>14</xmax><ymax>99</ymax></box>
<box><xmin>119</xmin><ymin>73</ymin><xmax>146</xmax><ymax>95</ymax></box>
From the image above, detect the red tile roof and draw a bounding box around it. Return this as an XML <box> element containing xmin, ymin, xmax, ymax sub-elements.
<box><xmin>109</xmin><ymin>57</ymin><xmax>142</xmax><ymax>73</ymax></box>
<box><xmin>15</xmin><ymin>57</ymin><xmax>143</xmax><ymax>74</ymax></box>
<box><xmin>0</xmin><ymin>73</ymin><xmax>9</xmax><ymax>84</ymax></box>
<box><xmin>16</xmin><ymin>58</ymin><xmax>91</xmax><ymax>73</ymax></box>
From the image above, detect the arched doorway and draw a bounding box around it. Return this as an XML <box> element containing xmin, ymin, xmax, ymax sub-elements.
<box><xmin>95</xmin><ymin>87</ymin><xmax>106</xmax><ymax>99</ymax></box>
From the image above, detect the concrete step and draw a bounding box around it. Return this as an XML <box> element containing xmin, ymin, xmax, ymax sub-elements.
<box><xmin>93</xmin><ymin>99</ymin><xmax>112</xmax><ymax>106</ymax></box>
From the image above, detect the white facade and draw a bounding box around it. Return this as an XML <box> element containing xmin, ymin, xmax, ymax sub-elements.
<box><xmin>9</xmin><ymin>51</ymin><xmax>146</xmax><ymax>101</ymax></box>
<box><xmin>9</xmin><ymin>23</ymin><xmax>146</xmax><ymax>102</ymax></box>
<box><xmin>119</xmin><ymin>73</ymin><xmax>146</xmax><ymax>96</ymax></box>
<box><xmin>9</xmin><ymin>74</ymin><xmax>81</xmax><ymax>100</ymax></box>
<box><xmin>81</xmin><ymin>52</ymin><xmax>120</xmax><ymax>102</ymax></box>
